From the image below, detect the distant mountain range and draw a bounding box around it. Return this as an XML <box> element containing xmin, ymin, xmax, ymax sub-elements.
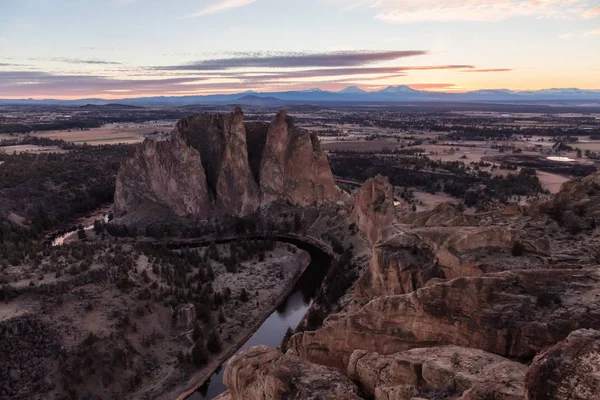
<box><xmin>2</xmin><ymin>86</ymin><xmax>600</xmax><ymax>107</ymax></box>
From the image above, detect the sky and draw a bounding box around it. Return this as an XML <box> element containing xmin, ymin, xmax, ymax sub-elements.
<box><xmin>0</xmin><ymin>0</ymin><xmax>599</xmax><ymax>99</ymax></box>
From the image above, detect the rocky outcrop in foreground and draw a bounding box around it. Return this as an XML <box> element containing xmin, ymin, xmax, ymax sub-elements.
<box><xmin>289</xmin><ymin>268</ymin><xmax>600</xmax><ymax>370</ymax></box>
<box><xmin>348</xmin><ymin>346</ymin><xmax>527</xmax><ymax>400</ymax></box>
<box><xmin>217</xmin><ymin>345</ymin><xmax>361</xmax><ymax>400</ymax></box>
<box><xmin>115</xmin><ymin>109</ymin><xmax>342</xmax><ymax>218</ymax></box>
<box><xmin>526</xmin><ymin>329</ymin><xmax>600</xmax><ymax>400</ymax></box>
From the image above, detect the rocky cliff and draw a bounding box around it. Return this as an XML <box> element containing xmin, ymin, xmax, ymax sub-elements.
<box><xmin>210</xmin><ymin>169</ymin><xmax>600</xmax><ymax>399</ymax></box>
<box><xmin>114</xmin><ymin>109</ymin><xmax>341</xmax><ymax>218</ymax></box>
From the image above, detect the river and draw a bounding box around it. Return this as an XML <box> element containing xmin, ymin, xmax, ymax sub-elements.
<box><xmin>50</xmin><ymin>224</ymin><xmax>331</xmax><ymax>400</ymax></box>
<box><xmin>184</xmin><ymin>237</ymin><xmax>331</xmax><ymax>399</ymax></box>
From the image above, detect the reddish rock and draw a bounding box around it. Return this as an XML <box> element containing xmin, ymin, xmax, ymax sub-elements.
<box><xmin>114</xmin><ymin>131</ymin><xmax>211</xmax><ymax>218</ymax></box>
<box><xmin>526</xmin><ymin>329</ymin><xmax>600</xmax><ymax>400</ymax></box>
<box><xmin>348</xmin><ymin>346</ymin><xmax>526</xmax><ymax>400</ymax></box>
<box><xmin>289</xmin><ymin>269</ymin><xmax>600</xmax><ymax>371</ymax></box>
<box><xmin>221</xmin><ymin>345</ymin><xmax>361</xmax><ymax>400</ymax></box>
<box><xmin>259</xmin><ymin>111</ymin><xmax>342</xmax><ymax>207</ymax></box>
<box><xmin>351</xmin><ymin>174</ymin><xmax>397</xmax><ymax>245</ymax></box>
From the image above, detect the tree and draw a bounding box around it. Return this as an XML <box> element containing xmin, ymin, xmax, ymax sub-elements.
<box><xmin>206</xmin><ymin>330</ymin><xmax>221</xmax><ymax>353</ymax></box>
<box><xmin>77</xmin><ymin>227</ymin><xmax>87</xmax><ymax>240</ymax></box>
<box><xmin>239</xmin><ymin>288</ymin><xmax>249</xmax><ymax>302</ymax></box>
<box><xmin>576</xmin><ymin>148</ymin><xmax>583</xmax><ymax>159</ymax></box>
<box><xmin>512</xmin><ymin>241</ymin><xmax>525</xmax><ymax>256</ymax></box>
<box><xmin>93</xmin><ymin>220</ymin><xmax>104</xmax><ymax>235</ymax></box>
<box><xmin>192</xmin><ymin>339</ymin><xmax>209</xmax><ymax>366</ymax></box>
<box><xmin>280</xmin><ymin>327</ymin><xmax>294</xmax><ymax>353</ymax></box>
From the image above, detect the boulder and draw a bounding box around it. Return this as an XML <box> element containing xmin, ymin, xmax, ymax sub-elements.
<box><xmin>526</xmin><ymin>329</ymin><xmax>600</xmax><ymax>400</ymax></box>
<box><xmin>348</xmin><ymin>346</ymin><xmax>526</xmax><ymax>400</ymax></box>
<box><xmin>221</xmin><ymin>345</ymin><xmax>361</xmax><ymax>400</ymax></box>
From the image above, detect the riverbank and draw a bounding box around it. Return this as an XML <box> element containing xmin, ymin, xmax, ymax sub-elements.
<box><xmin>170</xmin><ymin>246</ymin><xmax>311</xmax><ymax>400</ymax></box>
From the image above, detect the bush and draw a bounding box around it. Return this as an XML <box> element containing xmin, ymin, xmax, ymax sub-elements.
<box><xmin>511</xmin><ymin>241</ymin><xmax>525</xmax><ymax>256</ymax></box>
<box><xmin>192</xmin><ymin>339</ymin><xmax>209</xmax><ymax>366</ymax></box>
<box><xmin>206</xmin><ymin>330</ymin><xmax>221</xmax><ymax>353</ymax></box>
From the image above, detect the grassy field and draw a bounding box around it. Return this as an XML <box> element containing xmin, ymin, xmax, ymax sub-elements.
<box><xmin>30</xmin><ymin>121</ymin><xmax>176</xmax><ymax>145</ymax></box>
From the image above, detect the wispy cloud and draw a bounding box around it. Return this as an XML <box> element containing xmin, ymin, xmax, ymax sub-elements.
<box><xmin>460</xmin><ymin>68</ymin><xmax>513</xmax><ymax>73</ymax></box>
<box><xmin>33</xmin><ymin>57</ymin><xmax>122</xmax><ymax>65</ymax></box>
<box><xmin>185</xmin><ymin>0</ymin><xmax>258</xmax><ymax>18</ymax></box>
<box><xmin>584</xmin><ymin>28</ymin><xmax>600</xmax><ymax>36</ymax></box>
<box><xmin>155</xmin><ymin>50</ymin><xmax>428</xmax><ymax>70</ymax></box>
<box><xmin>582</xmin><ymin>6</ymin><xmax>600</xmax><ymax>19</ymax></box>
<box><xmin>329</xmin><ymin>0</ymin><xmax>593</xmax><ymax>23</ymax></box>
<box><xmin>559</xmin><ymin>32</ymin><xmax>575</xmax><ymax>39</ymax></box>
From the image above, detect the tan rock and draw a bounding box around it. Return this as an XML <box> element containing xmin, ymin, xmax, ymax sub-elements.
<box><xmin>114</xmin><ymin>131</ymin><xmax>211</xmax><ymax>218</ymax></box>
<box><xmin>259</xmin><ymin>111</ymin><xmax>342</xmax><ymax>207</ymax></box>
<box><xmin>176</xmin><ymin>108</ymin><xmax>259</xmax><ymax>216</ymax></box>
<box><xmin>288</xmin><ymin>269</ymin><xmax>600</xmax><ymax>371</ymax></box>
<box><xmin>526</xmin><ymin>329</ymin><xmax>600</xmax><ymax>400</ymax></box>
<box><xmin>222</xmin><ymin>345</ymin><xmax>361</xmax><ymax>400</ymax></box>
<box><xmin>354</xmin><ymin>230</ymin><xmax>441</xmax><ymax>299</ymax></box>
<box><xmin>348</xmin><ymin>346</ymin><xmax>526</xmax><ymax>400</ymax></box>
<box><xmin>352</xmin><ymin>174</ymin><xmax>397</xmax><ymax>245</ymax></box>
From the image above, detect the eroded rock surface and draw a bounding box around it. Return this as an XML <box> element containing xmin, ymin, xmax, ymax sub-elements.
<box><xmin>115</xmin><ymin>110</ymin><xmax>341</xmax><ymax>219</ymax></box>
<box><xmin>355</xmin><ymin>230</ymin><xmax>441</xmax><ymax>299</ymax></box>
<box><xmin>348</xmin><ymin>346</ymin><xmax>526</xmax><ymax>400</ymax></box>
<box><xmin>352</xmin><ymin>174</ymin><xmax>397</xmax><ymax>245</ymax></box>
<box><xmin>289</xmin><ymin>268</ymin><xmax>600</xmax><ymax>370</ymax></box>
<box><xmin>260</xmin><ymin>111</ymin><xmax>342</xmax><ymax>207</ymax></box>
<box><xmin>221</xmin><ymin>345</ymin><xmax>362</xmax><ymax>400</ymax></box>
<box><xmin>114</xmin><ymin>132</ymin><xmax>211</xmax><ymax>218</ymax></box>
<box><xmin>526</xmin><ymin>329</ymin><xmax>600</xmax><ymax>400</ymax></box>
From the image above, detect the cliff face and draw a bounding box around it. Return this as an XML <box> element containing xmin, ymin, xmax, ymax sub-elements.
<box><xmin>260</xmin><ymin>111</ymin><xmax>341</xmax><ymax>207</ymax></box>
<box><xmin>218</xmin><ymin>345</ymin><xmax>362</xmax><ymax>400</ymax></box>
<box><xmin>175</xmin><ymin>109</ymin><xmax>259</xmax><ymax>216</ymax></box>
<box><xmin>114</xmin><ymin>109</ymin><xmax>341</xmax><ymax>218</ymax></box>
<box><xmin>351</xmin><ymin>174</ymin><xmax>397</xmax><ymax>246</ymax></box>
<box><xmin>289</xmin><ymin>268</ymin><xmax>600</xmax><ymax>371</ymax></box>
<box><xmin>114</xmin><ymin>132</ymin><xmax>211</xmax><ymax>218</ymax></box>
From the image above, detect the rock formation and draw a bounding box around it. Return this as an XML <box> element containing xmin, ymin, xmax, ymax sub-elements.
<box><xmin>259</xmin><ymin>111</ymin><xmax>341</xmax><ymax>207</ymax></box>
<box><xmin>354</xmin><ymin>230</ymin><xmax>441</xmax><ymax>299</ymax></box>
<box><xmin>526</xmin><ymin>329</ymin><xmax>600</xmax><ymax>400</ymax></box>
<box><xmin>115</xmin><ymin>109</ymin><xmax>341</xmax><ymax>219</ymax></box>
<box><xmin>348</xmin><ymin>346</ymin><xmax>527</xmax><ymax>400</ymax></box>
<box><xmin>172</xmin><ymin>303</ymin><xmax>196</xmax><ymax>330</ymax></box>
<box><xmin>114</xmin><ymin>132</ymin><xmax>211</xmax><ymax>218</ymax></box>
<box><xmin>352</xmin><ymin>174</ymin><xmax>397</xmax><ymax>245</ymax></box>
<box><xmin>218</xmin><ymin>345</ymin><xmax>362</xmax><ymax>400</ymax></box>
<box><xmin>175</xmin><ymin>109</ymin><xmax>259</xmax><ymax>215</ymax></box>
<box><xmin>289</xmin><ymin>268</ymin><xmax>600</xmax><ymax>370</ymax></box>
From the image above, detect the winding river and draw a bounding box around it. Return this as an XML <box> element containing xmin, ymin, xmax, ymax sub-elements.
<box><xmin>179</xmin><ymin>237</ymin><xmax>332</xmax><ymax>399</ymax></box>
<box><xmin>50</xmin><ymin>225</ymin><xmax>332</xmax><ymax>400</ymax></box>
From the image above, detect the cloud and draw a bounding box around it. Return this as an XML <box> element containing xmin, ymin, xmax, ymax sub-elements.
<box><xmin>40</xmin><ymin>57</ymin><xmax>123</xmax><ymax>65</ymax></box>
<box><xmin>0</xmin><ymin>37</ymin><xmax>6</xmax><ymax>43</ymax></box>
<box><xmin>584</xmin><ymin>28</ymin><xmax>600</xmax><ymax>36</ymax></box>
<box><xmin>559</xmin><ymin>32</ymin><xmax>575</xmax><ymax>39</ymax></box>
<box><xmin>460</xmin><ymin>68</ymin><xmax>513</xmax><ymax>73</ymax></box>
<box><xmin>235</xmin><ymin>65</ymin><xmax>475</xmax><ymax>80</ymax></box>
<box><xmin>0</xmin><ymin>71</ymin><xmax>213</xmax><ymax>97</ymax></box>
<box><xmin>185</xmin><ymin>0</ymin><xmax>258</xmax><ymax>17</ymax></box>
<box><xmin>582</xmin><ymin>6</ymin><xmax>600</xmax><ymax>18</ymax></box>
<box><xmin>330</xmin><ymin>0</ymin><xmax>592</xmax><ymax>23</ymax></box>
<box><xmin>156</xmin><ymin>50</ymin><xmax>428</xmax><ymax>70</ymax></box>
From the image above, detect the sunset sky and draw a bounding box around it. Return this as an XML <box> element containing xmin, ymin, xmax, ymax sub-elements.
<box><xmin>1</xmin><ymin>0</ymin><xmax>599</xmax><ymax>99</ymax></box>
